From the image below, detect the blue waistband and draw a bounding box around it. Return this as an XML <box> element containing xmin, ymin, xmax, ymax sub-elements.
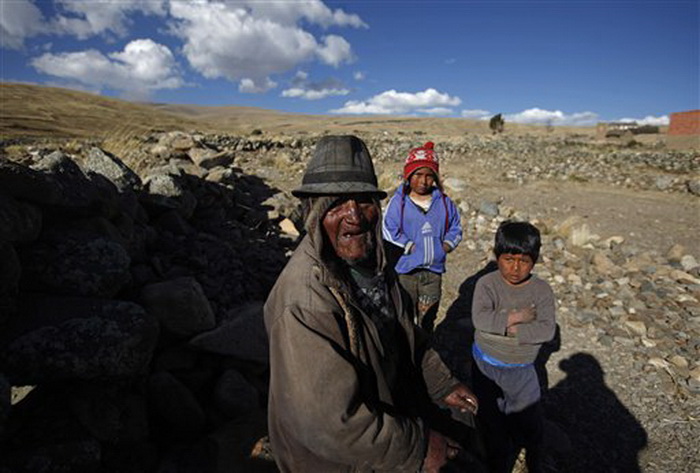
<box><xmin>472</xmin><ymin>342</ymin><xmax>532</xmax><ymax>368</ymax></box>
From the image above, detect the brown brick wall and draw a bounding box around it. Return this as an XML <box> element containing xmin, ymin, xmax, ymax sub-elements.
<box><xmin>668</xmin><ymin>110</ymin><xmax>700</xmax><ymax>136</ymax></box>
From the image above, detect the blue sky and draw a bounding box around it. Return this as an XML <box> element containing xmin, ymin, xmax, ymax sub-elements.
<box><xmin>1</xmin><ymin>0</ymin><xmax>698</xmax><ymax>126</ymax></box>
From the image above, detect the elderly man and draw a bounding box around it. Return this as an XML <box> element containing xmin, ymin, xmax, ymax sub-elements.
<box><xmin>264</xmin><ymin>135</ymin><xmax>478</xmax><ymax>473</ymax></box>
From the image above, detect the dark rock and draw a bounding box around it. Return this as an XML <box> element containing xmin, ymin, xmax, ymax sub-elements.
<box><xmin>0</xmin><ymin>295</ymin><xmax>159</xmax><ymax>384</ymax></box>
<box><xmin>141</xmin><ymin>277</ymin><xmax>215</xmax><ymax>338</ymax></box>
<box><xmin>157</xmin><ymin>439</ymin><xmax>217</xmax><ymax>473</ymax></box>
<box><xmin>0</xmin><ymin>374</ymin><xmax>8</xmax><ymax>435</ymax></box>
<box><xmin>148</xmin><ymin>371</ymin><xmax>206</xmax><ymax>435</ymax></box>
<box><xmin>0</xmin><ymin>194</ymin><xmax>42</xmax><ymax>243</ymax></box>
<box><xmin>20</xmin><ymin>236</ymin><xmax>131</xmax><ymax>297</ymax></box>
<box><xmin>31</xmin><ymin>151</ymin><xmax>101</xmax><ymax>215</ymax></box>
<box><xmin>102</xmin><ymin>440</ymin><xmax>159</xmax><ymax>473</ymax></box>
<box><xmin>0</xmin><ymin>242</ymin><xmax>21</xmax><ymax>316</ymax></box>
<box><xmin>214</xmin><ymin>369</ymin><xmax>261</xmax><ymax>418</ymax></box>
<box><xmin>0</xmin><ymin>160</ymin><xmax>60</xmax><ymax>205</ymax></box>
<box><xmin>189</xmin><ymin>302</ymin><xmax>268</xmax><ymax>364</ymax></box>
<box><xmin>69</xmin><ymin>384</ymin><xmax>150</xmax><ymax>443</ymax></box>
<box><xmin>1</xmin><ymin>438</ymin><xmax>102</xmax><ymax>473</ymax></box>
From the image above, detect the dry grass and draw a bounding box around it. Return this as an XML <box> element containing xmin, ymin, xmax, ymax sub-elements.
<box><xmin>1</xmin><ymin>82</ymin><xmax>599</xmax><ymax>144</ymax></box>
<box><xmin>0</xmin><ymin>83</ymin><xmax>206</xmax><ymax>142</ymax></box>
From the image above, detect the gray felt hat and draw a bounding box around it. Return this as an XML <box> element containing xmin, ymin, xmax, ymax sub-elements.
<box><xmin>292</xmin><ymin>135</ymin><xmax>386</xmax><ymax>198</ymax></box>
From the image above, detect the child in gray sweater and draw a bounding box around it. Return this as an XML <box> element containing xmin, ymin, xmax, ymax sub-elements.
<box><xmin>471</xmin><ymin>220</ymin><xmax>556</xmax><ymax>473</ymax></box>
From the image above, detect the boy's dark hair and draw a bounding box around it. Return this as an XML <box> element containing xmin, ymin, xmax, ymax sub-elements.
<box><xmin>494</xmin><ymin>220</ymin><xmax>541</xmax><ymax>262</ymax></box>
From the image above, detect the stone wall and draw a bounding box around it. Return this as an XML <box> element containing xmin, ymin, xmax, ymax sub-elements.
<box><xmin>0</xmin><ymin>136</ymin><xmax>294</xmax><ymax>472</ymax></box>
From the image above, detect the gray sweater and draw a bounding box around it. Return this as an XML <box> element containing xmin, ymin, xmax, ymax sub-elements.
<box><xmin>472</xmin><ymin>270</ymin><xmax>556</xmax><ymax>365</ymax></box>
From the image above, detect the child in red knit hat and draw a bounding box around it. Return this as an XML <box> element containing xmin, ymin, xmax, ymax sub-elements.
<box><xmin>403</xmin><ymin>141</ymin><xmax>440</xmax><ymax>182</ymax></box>
<box><xmin>382</xmin><ymin>141</ymin><xmax>463</xmax><ymax>331</ymax></box>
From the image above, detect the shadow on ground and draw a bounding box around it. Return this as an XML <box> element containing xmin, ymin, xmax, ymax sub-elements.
<box><xmin>544</xmin><ymin>352</ymin><xmax>648</xmax><ymax>472</ymax></box>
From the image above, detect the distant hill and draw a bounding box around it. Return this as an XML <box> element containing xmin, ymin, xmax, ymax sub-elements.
<box><xmin>0</xmin><ymin>82</ymin><xmax>596</xmax><ymax>143</ymax></box>
<box><xmin>0</xmin><ymin>83</ymin><xmax>215</xmax><ymax>141</ymax></box>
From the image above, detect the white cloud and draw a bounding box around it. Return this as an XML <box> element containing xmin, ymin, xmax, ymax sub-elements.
<box><xmin>294</xmin><ymin>70</ymin><xmax>309</xmax><ymax>81</ymax></box>
<box><xmin>51</xmin><ymin>0</ymin><xmax>167</xmax><ymax>39</ymax></box>
<box><xmin>281</xmin><ymin>71</ymin><xmax>349</xmax><ymax>100</ymax></box>
<box><xmin>617</xmin><ymin>115</ymin><xmax>670</xmax><ymax>126</ymax></box>
<box><xmin>168</xmin><ymin>0</ymin><xmax>359</xmax><ymax>90</ymax></box>
<box><xmin>330</xmin><ymin>88</ymin><xmax>461</xmax><ymax>115</ymax></box>
<box><xmin>505</xmin><ymin>108</ymin><xmax>599</xmax><ymax>126</ymax></box>
<box><xmin>282</xmin><ymin>87</ymin><xmax>349</xmax><ymax>100</ymax></box>
<box><xmin>30</xmin><ymin>39</ymin><xmax>183</xmax><ymax>98</ymax></box>
<box><xmin>8</xmin><ymin>0</ymin><xmax>364</xmax><ymax>94</ymax></box>
<box><xmin>317</xmin><ymin>35</ymin><xmax>354</xmax><ymax>67</ymax></box>
<box><xmin>0</xmin><ymin>0</ymin><xmax>166</xmax><ymax>49</ymax></box>
<box><xmin>461</xmin><ymin>109</ymin><xmax>491</xmax><ymax>119</ymax></box>
<box><xmin>241</xmin><ymin>0</ymin><xmax>367</xmax><ymax>28</ymax></box>
<box><xmin>0</xmin><ymin>0</ymin><xmax>46</xmax><ymax>49</ymax></box>
<box><xmin>353</xmin><ymin>71</ymin><xmax>365</xmax><ymax>81</ymax></box>
<box><xmin>239</xmin><ymin>77</ymin><xmax>277</xmax><ymax>93</ymax></box>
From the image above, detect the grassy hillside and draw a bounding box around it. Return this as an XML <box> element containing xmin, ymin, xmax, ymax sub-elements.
<box><xmin>0</xmin><ymin>83</ymin><xmax>211</xmax><ymax>142</ymax></box>
<box><xmin>1</xmin><ymin>82</ymin><xmax>599</xmax><ymax>144</ymax></box>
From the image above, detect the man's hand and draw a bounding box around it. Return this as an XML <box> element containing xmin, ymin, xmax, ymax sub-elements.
<box><xmin>422</xmin><ymin>430</ymin><xmax>460</xmax><ymax>473</ymax></box>
<box><xmin>443</xmin><ymin>383</ymin><xmax>478</xmax><ymax>415</ymax></box>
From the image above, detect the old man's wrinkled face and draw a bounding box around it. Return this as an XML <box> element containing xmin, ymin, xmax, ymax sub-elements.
<box><xmin>322</xmin><ymin>195</ymin><xmax>379</xmax><ymax>263</ymax></box>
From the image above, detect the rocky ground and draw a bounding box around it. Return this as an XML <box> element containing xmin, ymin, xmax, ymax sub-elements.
<box><xmin>1</xmin><ymin>129</ymin><xmax>698</xmax><ymax>472</ymax></box>
<box><xmin>436</xmin><ymin>135</ymin><xmax>699</xmax><ymax>473</ymax></box>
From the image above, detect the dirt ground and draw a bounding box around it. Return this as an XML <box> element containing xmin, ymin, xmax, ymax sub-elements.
<box><xmin>435</xmin><ymin>174</ymin><xmax>700</xmax><ymax>324</ymax></box>
<box><xmin>472</xmin><ymin>179</ymin><xmax>699</xmax><ymax>259</ymax></box>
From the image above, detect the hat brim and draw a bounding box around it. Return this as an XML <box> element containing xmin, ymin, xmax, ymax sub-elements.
<box><xmin>292</xmin><ymin>181</ymin><xmax>387</xmax><ymax>199</ymax></box>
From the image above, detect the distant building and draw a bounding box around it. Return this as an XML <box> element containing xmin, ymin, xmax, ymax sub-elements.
<box><xmin>596</xmin><ymin>121</ymin><xmax>658</xmax><ymax>139</ymax></box>
<box><xmin>668</xmin><ymin>110</ymin><xmax>700</xmax><ymax>149</ymax></box>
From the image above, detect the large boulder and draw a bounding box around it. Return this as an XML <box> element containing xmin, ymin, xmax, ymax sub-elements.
<box><xmin>189</xmin><ymin>302</ymin><xmax>268</xmax><ymax>364</ymax></box>
<box><xmin>140</xmin><ymin>277</ymin><xmax>216</xmax><ymax>338</ymax></box>
<box><xmin>84</xmin><ymin>147</ymin><xmax>142</xmax><ymax>192</ymax></box>
<box><xmin>0</xmin><ymin>160</ymin><xmax>60</xmax><ymax>206</ymax></box>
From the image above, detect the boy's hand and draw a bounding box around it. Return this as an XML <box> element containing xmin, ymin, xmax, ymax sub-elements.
<box><xmin>507</xmin><ymin>305</ymin><xmax>536</xmax><ymax>325</ymax></box>
<box><xmin>506</xmin><ymin>305</ymin><xmax>536</xmax><ymax>335</ymax></box>
<box><xmin>442</xmin><ymin>242</ymin><xmax>452</xmax><ymax>253</ymax></box>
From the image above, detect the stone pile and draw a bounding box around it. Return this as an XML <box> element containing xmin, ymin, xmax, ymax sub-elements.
<box><xmin>0</xmin><ymin>139</ymin><xmax>293</xmax><ymax>472</ymax></box>
<box><xmin>120</xmin><ymin>131</ymin><xmax>699</xmax><ymax>198</ymax></box>
<box><xmin>434</xmin><ymin>134</ymin><xmax>699</xmax><ymax>195</ymax></box>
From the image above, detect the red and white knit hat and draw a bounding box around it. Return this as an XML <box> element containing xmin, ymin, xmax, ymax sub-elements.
<box><xmin>403</xmin><ymin>141</ymin><xmax>439</xmax><ymax>180</ymax></box>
